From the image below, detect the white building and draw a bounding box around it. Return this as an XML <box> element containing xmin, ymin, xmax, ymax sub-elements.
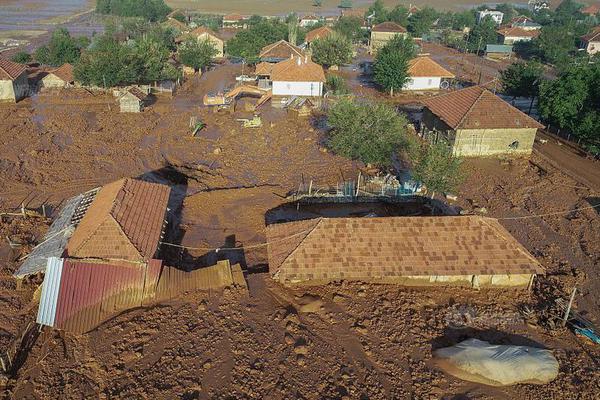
<box><xmin>299</xmin><ymin>15</ymin><xmax>320</xmax><ymax>28</ymax></box>
<box><xmin>476</xmin><ymin>10</ymin><xmax>504</xmax><ymax>25</ymax></box>
<box><xmin>404</xmin><ymin>56</ymin><xmax>454</xmax><ymax>91</ymax></box>
<box><xmin>270</xmin><ymin>56</ymin><xmax>325</xmax><ymax>97</ymax></box>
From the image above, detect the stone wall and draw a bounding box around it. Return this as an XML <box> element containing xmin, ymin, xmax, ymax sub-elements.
<box><xmin>453</xmin><ymin>127</ymin><xmax>537</xmax><ymax>157</ymax></box>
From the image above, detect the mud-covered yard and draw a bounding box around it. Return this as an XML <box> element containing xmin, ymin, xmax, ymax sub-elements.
<box><xmin>1</xmin><ymin>62</ymin><xmax>600</xmax><ymax>399</ymax></box>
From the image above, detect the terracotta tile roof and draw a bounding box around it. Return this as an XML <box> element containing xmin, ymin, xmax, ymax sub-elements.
<box><xmin>497</xmin><ymin>26</ymin><xmax>539</xmax><ymax>38</ymax></box>
<box><xmin>581</xmin><ymin>4</ymin><xmax>600</xmax><ymax>15</ymax></box>
<box><xmin>223</xmin><ymin>13</ymin><xmax>246</xmax><ymax>21</ymax></box>
<box><xmin>423</xmin><ymin>85</ymin><xmax>544</xmax><ymax>130</ymax></box>
<box><xmin>372</xmin><ymin>22</ymin><xmax>407</xmax><ymax>33</ymax></box>
<box><xmin>65</xmin><ymin>178</ymin><xmax>170</xmax><ymax>261</ymax></box>
<box><xmin>0</xmin><ymin>58</ymin><xmax>27</xmax><ymax>80</ymax></box>
<box><xmin>190</xmin><ymin>25</ymin><xmax>221</xmax><ymax>40</ymax></box>
<box><xmin>260</xmin><ymin>40</ymin><xmax>304</xmax><ymax>60</ymax></box>
<box><xmin>255</xmin><ymin>61</ymin><xmax>274</xmax><ymax>76</ymax></box>
<box><xmin>408</xmin><ymin>56</ymin><xmax>454</xmax><ymax>78</ymax></box>
<box><xmin>582</xmin><ymin>26</ymin><xmax>600</xmax><ymax>42</ymax></box>
<box><xmin>306</xmin><ymin>26</ymin><xmax>334</xmax><ymax>43</ymax></box>
<box><xmin>270</xmin><ymin>56</ymin><xmax>326</xmax><ymax>83</ymax></box>
<box><xmin>267</xmin><ymin>216</ymin><xmax>544</xmax><ymax>283</ymax></box>
<box><xmin>125</xmin><ymin>87</ymin><xmax>148</xmax><ymax>101</ymax></box>
<box><xmin>50</xmin><ymin>63</ymin><xmax>74</xmax><ymax>83</ymax></box>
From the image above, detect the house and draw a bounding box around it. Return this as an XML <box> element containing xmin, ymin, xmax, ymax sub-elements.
<box><xmin>119</xmin><ymin>87</ymin><xmax>148</xmax><ymax>113</ymax></box>
<box><xmin>299</xmin><ymin>15</ymin><xmax>320</xmax><ymax>27</ymax></box>
<box><xmin>259</xmin><ymin>40</ymin><xmax>304</xmax><ymax>63</ymax></box>
<box><xmin>179</xmin><ymin>26</ymin><xmax>224</xmax><ymax>58</ymax></box>
<box><xmin>405</xmin><ymin>56</ymin><xmax>454</xmax><ymax>91</ymax></box>
<box><xmin>497</xmin><ymin>27</ymin><xmax>539</xmax><ymax>44</ymax></box>
<box><xmin>476</xmin><ymin>10</ymin><xmax>504</xmax><ymax>25</ymax></box>
<box><xmin>421</xmin><ymin>85</ymin><xmax>544</xmax><ymax>157</ymax></box>
<box><xmin>305</xmin><ymin>26</ymin><xmax>334</xmax><ymax>45</ymax></box>
<box><xmin>163</xmin><ymin>17</ymin><xmax>189</xmax><ymax>33</ymax></box>
<box><xmin>369</xmin><ymin>22</ymin><xmax>408</xmax><ymax>54</ymax></box>
<box><xmin>528</xmin><ymin>0</ymin><xmax>550</xmax><ymax>11</ymax></box>
<box><xmin>581</xmin><ymin>27</ymin><xmax>600</xmax><ymax>55</ymax></box>
<box><xmin>41</xmin><ymin>63</ymin><xmax>75</xmax><ymax>89</ymax></box>
<box><xmin>266</xmin><ymin>215</ymin><xmax>544</xmax><ymax>288</ymax></box>
<box><xmin>485</xmin><ymin>44</ymin><xmax>513</xmax><ymax>59</ymax></box>
<box><xmin>270</xmin><ymin>55</ymin><xmax>326</xmax><ymax>97</ymax></box>
<box><xmin>0</xmin><ymin>58</ymin><xmax>28</xmax><ymax>102</ymax></box>
<box><xmin>581</xmin><ymin>4</ymin><xmax>600</xmax><ymax>16</ymax></box>
<box><xmin>37</xmin><ymin>258</ymin><xmax>245</xmax><ymax>333</ymax></box>
<box><xmin>510</xmin><ymin>16</ymin><xmax>541</xmax><ymax>31</ymax></box>
<box><xmin>222</xmin><ymin>14</ymin><xmax>246</xmax><ymax>28</ymax></box>
<box><xmin>64</xmin><ymin>178</ymin><xmax>170</xmax><ymax>261</ymax></box>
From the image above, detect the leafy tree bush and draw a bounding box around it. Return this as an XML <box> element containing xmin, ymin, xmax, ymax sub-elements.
<box><xmin>388</xmin><ymin>5</ymin><xmax>409</xmax><ymax>27</ymax></box>
<box><xmin>311</xmin><ymin>32</ymin><xmax>353</xmax><ymax>67</ymax></box>
<box><xmin>12</xmin><ymin>52</ymin><xmax>32</xmax><ymax>64</ymax></box>
<box><xmin>327</xmin><ymin>98</ymin><xmax>409</xmax><ymax>166</ymax></box>
<box><xmin>333</xmin><ymin>16</ymin><xmax>364</xmax><ymax>43</ymax></box>
<box><xmin>179</xmin><ymin>38</ymin><xmax>218</xmax><ymax>71</ymax></box>
<box><xmin>373</xmin><ymin>35</ymin><xmax>416</xmax><ymax>95</ymax></box>
<box><xmin>501</xmin><ymin>61</ymin><xmax>544</xmax><ymax>113</ymax></box>
<box><xmin>407</xmin><ymin>7</ymin><xmax>438</xmax><ymax>37</ymax></box>
<box><xmin>367</xmin><ymin>0</ymin><xmax>389</xmax><ymax>24</ymax></box>
<box><xmin>325</xmin><ymin>74</ymin><xmax>349</xmax><ymax>95</ymax></box>
<box><xmin>466</xmin><ymin>16</ymin><xmax>497</xmax><ymax>53</ymax></box>
<box><xmin>95</xmin><ymin>0</ymin><xmax>172</xmax><ymax>22</ymax></box>
<box><xmin>410</xmin><ymin>141</ymin><xmax>464</xmax><ymax>196</ymax></box>
<box><xmin>538</xmin><ymin>63</ymin><xmax>600</xmax><ymax>153</ymax></box>
<box><xmin>34</xmin><ymin>28</ymin><xmax>89</xmax><ymax>66</ymax></box>
<box><xmin>226</xmin><ymin>19</ymin><xmax>288</xmax><ymax>61</ymax></box>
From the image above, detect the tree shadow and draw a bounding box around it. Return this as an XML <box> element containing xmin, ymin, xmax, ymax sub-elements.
<box><xmin>430</xmin><ymin>326</ymin><xmax>550</xmax><ymax>351</ymax></box>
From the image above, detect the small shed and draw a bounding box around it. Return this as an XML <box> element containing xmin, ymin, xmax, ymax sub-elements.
<box><xmin>41</xmin><ymin>63</ymin><xmax>75</xmax><ymax>89</ymax></box>
<box><xmin>485</xmin><ymin>44</ymin><xmax>513</xmax><ymax>59</ymax></box>
<box><xmin>119</xmin><ymin>87</ymin><xmax>148</xmax><ymax>113</ymax></box>
<box><xmin>0</xmin><ymin>58</ymin><xmax>28</xmax><ymax>102</ymax></box>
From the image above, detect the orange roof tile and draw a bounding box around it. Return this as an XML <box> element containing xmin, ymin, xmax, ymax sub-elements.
<box><xmin>497</xmin><ymin>26</ymin><xmax>539</xmax><ymax>38</ymax></box>
<box><xmin>423</xmin><ymin>86</ymin><xmax>544</xmax><ymax>130</ymax></box>
<box><xmin>65</xmin><ymin>178</ymin><xmax>170</xmax><ymax>261</ymax></box>
<box><xmin>372</xmin><ymin>22</ymin><xmax>407</xmax><ymax>33</ymax></box>
<box><xmin>581</xmin><ymin>4</ymin><xmax>600</xmax><ymax>15</ymax></box>
<box><xmin>259</xmin><ymin>40</ymin><xmax>304</xmax><ymax>60</ymax></box>
<box><xmin>190</xmin><ymin>25</ymin><xmax>221</xmax><ymax>39</ymax></box>
<box><xmin>306</xmin><ymin>26</ymin><xmax>334</xmax><ymax>43</ymax></box>
<box><xmin>408</xmin><ymin>56</ymin><xmax>454</xmax><ymax>78</ymax></box>
<box><xmin>270</xmin><ymin>56</ymin><xmax>326</xmax><ymax>82</ymax></box>
<box><xmin>267</xmin><ymin>216</ymin><xmax>544</xmax><ymax>284</ymax></box>
<box><xmin>50</xmin><ymin>63</ymin><xmax>74</xmax><ymax>83</ymax></box>
<box><xmin>0</xmin><ymin>58</ymin><xmax>27</xmax><ymax>80</ymax></box>
<box><xmin>223</xmin><ymin>13</ymin><xmax>246</xmax><ymax>21</ymax></box>
<box><xmin>255</xmin><ymin>61</ymin><xmax>274</xmax><ymax>75</ymax></box>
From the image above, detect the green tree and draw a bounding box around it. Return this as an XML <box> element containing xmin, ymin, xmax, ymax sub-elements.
<box><xmin>327</xmin><ymin>98</ymin><xmax>409</xmax><ymax>166</ymax></box>
<box><xmin>34</xmin><ymin>46</ymin><xmax>50</xmax><ymax>64</ymax></box>
<box><xmin>226</xmin><ymin>19</ymin><xmax>288</xmax><ymax>61</ymax></box>
<box><xmin>325</xmin><ymin>74</ymin><xmax>349</xmax><ymax>95</ymax></box>
<box><xmin>12</xmin><ymin>51</ymin><xmax>31</xmax><ymax>64</ymax></box>
<box><xmin>538</xmin><ymin>63</ymin><xmax>600</xmax><ymax>152</ymax></box>
<box><xmin>536</xmin><ymin>24</ymin><xmax>578</xmax><ymax>67</ymax></box>
<box><xmin>466</xmin><ymin>16</ymin><xmax>497</xmax><ymax>53</ymax></box>
<box><xmin>311</xmin><ymin>32</ymin><xmax>353</xmax><ymax>67</ymax></box>
<box><xmin>373</xmin><ymin>35</ymin><xmax>416</xmax><ymax>95</ymax></box>
<box><xmin>287</xmin><ymin>13</ymin><xmax>299</xmax><ymax>45</ymax></box>
<box><xmin>333</xmin><ymin>16</ymin><xmax>364</xmax><ymax>43</ymax></box>
<box><xmin>494</xmin><ymin>3</ymin><xmax>518</xmax><ymax>21</ymax></box>
<box><xmin>34</xmin><ymin>28</ymin><xmax>89</xmax><ymax>66</ymax></box>
<box><xmin>179</xmin><ymin>38</ymin><xmax>218</xmax><ymax>71</ymax></box>
<box><xmin>411</xmin><ymin>141</ymin><xmax>464</xmax><ymax>196</ymax></box>
<box><xmin>451</xmin><ymin>10</ymin><xmax>476</xmax><ymax>31</ymax></box>
<box><xmin>501</xmin><ymin>61</ymin><xmax>544</xmax><ymax>113</ymax></box>
<box><xmin>367</xmin><ymin>0</ymin><xmax>389</xmax><ymax>24</ymax></box>
<box><xmin>95</xmin><ymin>0</ymin><xmax>172</xmax><ymax>22</ymax></box>
<box><xmin>388</xmin><ymin>5</ymin><xmax>409</xmax><ymax>27</ymax></box>
<box><xmin>407</xmin><ymin>7</ymin><xmax>438</xmax><ymax>37</ymax></box>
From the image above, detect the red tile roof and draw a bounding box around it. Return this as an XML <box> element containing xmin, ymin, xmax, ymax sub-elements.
<box><xmin>581</xmin><ymin>4</ymin><xmax>600</xmax><ymax>15</ymax></box>
<box><xmin>423</xmin><ymin>86</ymin><xmax>544</xmax><ymax>130</ymax></box>
<box><xmin>267</xmin><ymin>216</ymin><xmax>544</xmax><ymax>284</ymax></box>
<box><xmin>582</xmin><ymin>26</ymin><xmax>600</xmax><ymax>42</ymax></box>
<box><xmin>259</xmin><ymin>40</ymin><xmax>304</xmax><ymax>60</ymax></box>
<box><xmin>270</xmin><ymin>56</ymin><xmax>326</xmax><ymax>82</ymax></box>
<box><xmin>306</xmin><ymin>26</ymin><xmax>334</xmax><ymax>43</ymax></box>
<box><xmin>497</xmin><ymin>26</ymin><xmax>539</xmax><ymax>38</ymax></box>
<box><xmin>190</xmin><ymin>25</ymin><xmax>221</xmax><ymax>39</ymax></box>
<box><xmin>372</xmin><ymin>22</ymin><xmax>407</xmax><ymax>33</ymax></box>
<box><xmin>408</xmin><ymin>56</ymin><xmax>454</xmax><ymax>78</ymax></box>
<box><xmin>0</xmin><ymin>58</ymin><xmax>27</xmax><ymax>80</ymax></box>
<box><xmin>223</xmin><ymin>13</ymin><xmax>246</xmax><ymax>21</ymax></box>
<box><xmin>255</xmin><ymin>61</ymin><xmax>274</xmax><ymax>76</ymax></box>
<box><xmin>65</xmin><ymin>178</ymin><xmax>170</xmax><ymax>261</ymax></box>
<box><xmin>50</xmin><ymin>63</ymin><xmax>74</xmax><ymax>83</ymax></box>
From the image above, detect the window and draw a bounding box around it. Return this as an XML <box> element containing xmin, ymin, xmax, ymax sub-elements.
<box><xmin>509</xmin><ymin>140</ymin><xmax>519</xmax><ymax>149</ymax></box>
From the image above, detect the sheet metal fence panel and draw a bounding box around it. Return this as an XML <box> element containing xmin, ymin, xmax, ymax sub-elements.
<box><xmin>36</xmin><ymin>257</ymin><xmax>64</xmax><ymax>327</ymax></box>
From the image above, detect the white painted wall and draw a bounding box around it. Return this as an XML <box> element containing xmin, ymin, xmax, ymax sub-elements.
<box><xmin>404</xmin><ymin>77</ymin><xmax>442</xmax><ymax>90</ymax></box>
<box><xmin>502</xmin><ymin>36</ymin><xmax>533</xmax><ymax>45</ymax></box>
<box><xmin>272</xmin><ymin>81</ymin><xmax>323</xmax><ymax>97</ymax></box>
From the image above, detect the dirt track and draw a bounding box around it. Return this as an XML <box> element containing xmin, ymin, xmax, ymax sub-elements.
<box><xmin>1</xmin><ymin>62</ymin><xmax>600</xmax><ymax>398</ymax></box>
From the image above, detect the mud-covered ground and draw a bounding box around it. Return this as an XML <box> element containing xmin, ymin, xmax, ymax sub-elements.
<box><xmin>1</xmin><ymin>61</ymin><xmax>600</xmax><ymax>399</ymax></box>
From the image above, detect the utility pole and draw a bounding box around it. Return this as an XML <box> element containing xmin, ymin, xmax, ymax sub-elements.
<box><xmin>562</xmin><ymin>287</ymin><xmax>577</xmax><ymax>327</ymax></box>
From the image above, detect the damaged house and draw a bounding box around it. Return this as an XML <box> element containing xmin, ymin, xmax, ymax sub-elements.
<box><xmin>266</xmin><ymin>216</ymin><xmax>544</xmax><ymax>288</ymax></box>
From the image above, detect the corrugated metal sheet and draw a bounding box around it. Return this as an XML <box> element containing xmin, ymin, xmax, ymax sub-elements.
<box><xmin>14</xmin><ymin>188</ymin><xmax>98</xmax><ymax>278</ymax></box>
<box><xmin>36</xmin><ymin>258</ymin><xmax>246</xmax><ymax>334</ymax></box>
<box><xmin>36</xmin><ymin>257</ymin><xmax>64</xmax><ymax>327</ymax></box>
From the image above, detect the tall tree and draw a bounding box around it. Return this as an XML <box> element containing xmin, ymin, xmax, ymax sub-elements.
<box><xmin>311</xmin><ymin>32</ymin><xmax>353</xmax><ymax>67</ymax></box>
<box><xmin>367</xmin><ymin>0</ymin><xmax>389</xmax><ymax>24</ymax></box>
<box><xmin>327</xmin><ymin>98</ymin><xmax>409</xmax><ymax>166</ymax></box>
<box><xmin>95</xmin><ymin>0</ymin><xmax>172</xmax><ymax>22</ymax></box>
<box><xmin>34</xmin><ymin>28</ymin><xmax>89</xmax><ymax>66</ymax></box>
<box><xmin>334</xmin><ymin>16</ymin><xmax>364</xmax><ymax>42</ymax></box>
<box><xmin>411</xmin><ymin>141</ymin><xmax>465</xmax><ymax>197</ymax></box>
<box><xmin>178</xmin><ymin>38</ymin><xmax>218</xmax><ymax>71</ymax></box>
<box><xmin>501</xmin><ymin>61</ymin><xmax>544</xmax><ymax>113</ymax></box>
<box><xmin>407</xmin><ymin>7</ymin><xmax>438</xmax><ymax>37</ymax></box>
<box><xmin>226</xmin><ymin>19</ymin><xmax>288</xmax><ymax>61</ymax></box>
<box><xmin>373</xmin><ymin>35</ymin><xmax>416</xmax><ymax>95</ymax></box>
<box><xmin>388</xmin><ymin>5</ymin><xmax>409</xmax><ymax>27</ymax></box>
<box><xmin>466</xmin><ymin>16</ymin><xmax>497</xmax><ymax>53</ymax></box>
